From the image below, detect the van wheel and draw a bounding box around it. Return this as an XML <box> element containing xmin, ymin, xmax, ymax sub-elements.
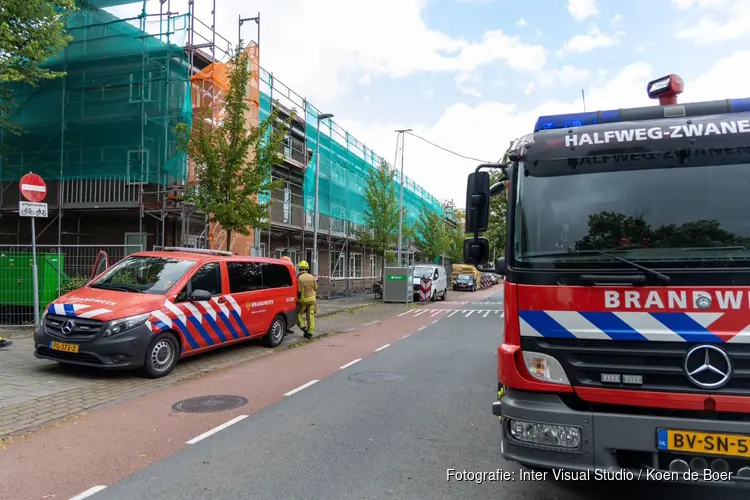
<box><xmin>263</xmin><ymin>315</ymin><xmax>286</xmax><ymax>348</ymax></box>
<box><xmin>141</xmin><ymin>332</ymin><xmax>179</xmax><ymax>378</ymax></box>
<box><xmin>441</xmin><ymin>288</ymin><xmax>447</xmax><ymax>301</ymax></box>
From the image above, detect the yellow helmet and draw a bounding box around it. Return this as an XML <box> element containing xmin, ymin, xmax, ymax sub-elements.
<box><xmin>298</xmin><ymin>260</ymin><xmax>309</xmax><ymax>270</ymax></box>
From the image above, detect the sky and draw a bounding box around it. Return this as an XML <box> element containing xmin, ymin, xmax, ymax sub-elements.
<box><xmin>106</xmin><ymin>0</ymin><xmax>750</xmax><ymax>206</ymax></box>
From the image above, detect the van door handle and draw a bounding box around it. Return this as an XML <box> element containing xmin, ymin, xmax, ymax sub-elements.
<box><xmin>217</xmin><ymin>296</ymin><xmax>227</xmax><ymax>304</ymax></box>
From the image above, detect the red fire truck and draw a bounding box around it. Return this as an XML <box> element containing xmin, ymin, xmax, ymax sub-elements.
<box><xmin>464</xmin><ymin>74</ymin><xmax>750</xmax><ymax>484</ymax></box>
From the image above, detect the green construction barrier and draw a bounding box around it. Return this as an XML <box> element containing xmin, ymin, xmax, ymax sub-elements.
<box><xmin>0</xmin><ymin>252</ymin><xmax>67</xmax><ymax>307</ymax></box>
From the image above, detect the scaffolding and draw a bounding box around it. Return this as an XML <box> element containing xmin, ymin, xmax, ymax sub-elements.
<box><xmin>0</xmin><ymin>0</ymin><xmax>444</xmax><ymax>251</ymax></box>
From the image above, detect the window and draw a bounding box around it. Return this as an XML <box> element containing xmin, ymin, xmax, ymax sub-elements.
<box><xmin>127</xmin><ymin>149</ymin><xmax>150</xmax><ymax>185</ymax></box>
<box><xmin>513</xmin><ymin>159</ymin><xmax>750</xmax><ymax>269</ymax></box>
<box><xmin>129</xmin><ymin>71</ymin><xmax>153</xmax><ymax>102</ymax></box>
<box><xmin>330</xmin><ymin>251</ymin><xmax>344</xmax><ymax>278</ymax></box>
<box><xmin>227</xmin><ymin>262</ymin><xmax>263</xmax><ymax>293</ymax></box>
<box><xmin>369</xmin><ymin>255</ymin><xmax>376</xmax><ymax>277</ymax></box>
<box><xmin>175</xmin><ymin>262</ymin><xmax>222</xmax><ymax>301</ymax></box>
<box><xmin>124</xmin><ymin>232</ymin><xmax>146</xmax><ymax>255</ymax></box>
<box><xmin>349</xmin><ymin>253</ymin><xmax>363</xmax><ymax>278</ymax></box>
<box><xmin>262</xmin><ymin>263</ymin><xmax>293</xmax><ymax>288</ymax></box>
<box><xmin>91</xmin><ymin>256</ymin><xmax>195</xmax><ymax>295</ymax></box>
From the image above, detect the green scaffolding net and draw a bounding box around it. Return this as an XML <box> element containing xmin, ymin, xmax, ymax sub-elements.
<box><xmin>259</xmin><ymin>71</ymin><xmax>444</xmax><ymax>230</ymax></box>
<box><xmin>0</xmin><ymin>7</ymin><xmax>192</xmax><ymax>185</ymax></box>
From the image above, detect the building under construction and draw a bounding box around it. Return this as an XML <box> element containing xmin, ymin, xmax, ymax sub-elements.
<box><xmin>0</xmin><ymin>0</ymin><xmax>447</xmax><ymax>325</ymax></box>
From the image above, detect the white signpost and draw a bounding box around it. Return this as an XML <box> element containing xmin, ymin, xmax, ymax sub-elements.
<box><xmin>19</xmin><ymin>172</ymin><xmax>48</xmax><ymax>327</ymax></box>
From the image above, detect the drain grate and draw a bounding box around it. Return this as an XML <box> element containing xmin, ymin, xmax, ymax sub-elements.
<box><xmin>348</xmin><ymin>372</ymin><xmax>404</xmax><ymax>383</ymax></box>
<box><xmin>172</xmin><ymin>395</ymin><xmax>248</xmax><ymax>413</ymax></box>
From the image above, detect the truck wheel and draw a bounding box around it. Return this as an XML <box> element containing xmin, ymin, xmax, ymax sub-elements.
<box><xmin>263</xmin><ymin>315</ymin><xmax>286</xmax><ymax>347</ymax></box>
<box><xmin>141</xmin><ymin>332</ymin><xmax>179</xmax><ymax>378</ymax></box>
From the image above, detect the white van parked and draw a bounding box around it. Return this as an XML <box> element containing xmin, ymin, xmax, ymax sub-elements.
<box><xmin>412</xmin><ymin>265</ymin><xmax>448</xmax><ymax>301</ymax></box>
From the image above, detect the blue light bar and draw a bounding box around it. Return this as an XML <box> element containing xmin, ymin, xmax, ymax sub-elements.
<box><xmin>534</xmin><ymin>97</ymin><xmax>750</xmax><ymax>132</ymax></box>
<box><xmin>729</xmin><ymin>97</ymin><xmax>750</xmax><ymax>113</ymax></box>
<box><xmin>534</xmin><ymin>109</ymin><xmax>621</xmax><ymax>132</ymax></box>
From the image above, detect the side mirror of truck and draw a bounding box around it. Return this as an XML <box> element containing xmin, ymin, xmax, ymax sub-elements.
<box><xmin>495</xmin><ymin>257</ymin><xmax>506</xmax><ymax>276</ymax></box>
<box><xmin>465</xmin><ymin>172</ymin><xmax>490</xmax><ymax>233</ymax></box>
<box><xmin>463</xmin><ymin>237</ymin><xmax>489</xmax><ymax>266</ymax></box>
<box><xmin>489</xmin><ymin>181</ymin><xmax>506</xmax><ymax>197</ymax></box>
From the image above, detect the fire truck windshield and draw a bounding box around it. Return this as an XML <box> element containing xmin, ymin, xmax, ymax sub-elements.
<box><xmin>512</xmin><ymin>160</ymin><xmax>750</xmax><ymax>269</ymax></box>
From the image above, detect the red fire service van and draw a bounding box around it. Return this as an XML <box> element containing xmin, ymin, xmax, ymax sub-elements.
<box><xmin>34</xmin><ymin>247</ymin><xmax>298</xmax><ymax>378</ymax></box>
<box><xmin>463</xmin><ymin>74</ymin><xmax>750</xmax><ymax>485</ymax></box>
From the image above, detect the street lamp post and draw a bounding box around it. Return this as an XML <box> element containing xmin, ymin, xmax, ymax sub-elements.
<box><xmin>312</xmin><ymin>112</ymin><xmax>334</xmax><ymax>277</ymax></box>
<box><xmin>395</xmin><ymin>128</ymin><xmax>412</xmax><ymax>267</ymax></box>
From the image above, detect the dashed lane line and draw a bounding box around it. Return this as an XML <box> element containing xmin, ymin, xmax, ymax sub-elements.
<box><xmin>374</xmin><ymin>344</ymin><xmax>391</xmax><ymax>352</ymax></box>
<box><xmin>69</xmin><ymin>486</ymin><xmax>107</xmax><ymax>500</ymax></box>
<box><xmin>339</xmin><ymin>359</ymin><xmax>362</xmax><ymax>370</ymax></box>
<box><xmin>185</xmin><ymin>414</ymin><xmax>249</xmax><ymax>445</ymax></box>
<box><xmin>284</xmin><ymin>380</ymin><xmax>320</xmax><ymax>397</ymax></box>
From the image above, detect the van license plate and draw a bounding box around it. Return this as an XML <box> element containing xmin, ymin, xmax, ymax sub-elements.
<box><xmin>49</xmin><ymin>341</ymin><xmax>79</xmax><ymax>353</ymax></box>
<box><xmin>657</xmin><ymin>429</ymin><xmax>750</xmax><ymax>458</ymax></box>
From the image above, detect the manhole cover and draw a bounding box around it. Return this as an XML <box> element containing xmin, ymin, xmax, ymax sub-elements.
<box><xmin>348</xmin><ymin>372</ymin><xmax>404</xmax><ymax>383</ymax></box>
<box><xmin>172</xmin><ymin>395</ymin><xmax>248</xmax><ymax>413</ymax></box>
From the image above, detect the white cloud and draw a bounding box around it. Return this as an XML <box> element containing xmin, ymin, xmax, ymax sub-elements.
<box><xmin>536</xmin><ymin>65</ymin><xmax>590</xmax><ymax>87</ymax></box>
<box><xmin>455</xmin><ymin>73</ymin><xmax>483</xmax><ymax>98</ymax></box>
<box><xmin>339</xmin><ymin>50</ymin><xmax>750</xmax><ymax>204</ymax></box>
<box><xmin>107</xmin><ymin>0</ymin><xmax>547</xmax><ymax>108</ymax></box>
<box><xmin>560</xmin><ymin>27</ymin><xmax>618</xmax><ymax>53</ymax></box>
<box><xmin>568</xmin><ymin>0</ymin><xmax>599</xmax><ymax>21</ymax></box>
<box><xmin>611</xmin><ymin>14</ymin><xmax>623</xmax><ymax>25</ymax></box>
<box><xmin>516</xmin><ymin>18</ymin><xmax>528</xmax><ymax>27</ymax></box>
<box><xmin>672</xmin><ymin>0</ymin><xmax>750</xmax><ymax>43</ymax></box>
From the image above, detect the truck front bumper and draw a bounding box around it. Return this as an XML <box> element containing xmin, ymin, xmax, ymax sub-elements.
<box><xmin>497</xmin><ymin>388</ymin><xmax>750</xmax><ymax>487</ymax></box>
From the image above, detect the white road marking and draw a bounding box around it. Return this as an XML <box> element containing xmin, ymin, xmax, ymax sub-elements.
<box><xmin>418</xmin><ymin>326</ymin><xmax>427</xmax><ymax>331</ymax></box>
<box><xmin>69</xmin><ymin>486</ymin><xmax>107</xmax><ymax>500</ymax></box>
<box><xmin>339</xmin><ymin>359</ymin><xmax>362</xmax><ymax>370</ymax></box>
<box><xmin>186</xmin><ymin>415</ymin><xmax>249</xmax><ymax>445</ymax></box>
<box><xmin>399</xmin><ymin>334</ymin><xmax>411</xmax><ymax>339</ymax></box>
<box><xmin>284</xmin><ymin>380</ymin><xmax>320</xmax><ymax>396</ymax></box>
<box><xmin>448</xmin><ymin>310</ymin><xmax>459</xmax><ymax>317</ymax></box>
<box><xmin>375</xmin><ymin>344</ymin><xmax>391</xmax><ymax>352</ymax></box>
<box><xmin>483</xmin><ymin>310</ymin><xmax>490</xmax><ymax>317</ymax></box>
<box><xmin>432</xmin><ymin>319</ymin><xmax>439</xmax><ymax>324</ymax></box>
<box><xmin>398</xmin><ymin>310</ymin><xmax>411</xmax><ymax>317</ymax></box>
<box><xmin>414</xmin><ymin>310</ymin><xmax>427</xmax><ymax>316</ymax></box>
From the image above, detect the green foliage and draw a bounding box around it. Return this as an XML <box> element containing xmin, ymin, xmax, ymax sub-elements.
<box><xmin>414</xmin><ymin>204</ymin><xmax>448</xmax><ymax>262</ymax></box>
<box><xmin>176</xmin><ymin>46</ymin><xmax>288</xmax><ymax>251</ymax></box>
<box><xmin>0</xmin><ymin>0</ymin><xmax>77</xmax><ymax>135</ymax></box>
<box><xmin>575</xmin><ymin>212</ymin><xmax>745</xmax><ymax>250</ymax></box>
<box><xmin>486</xmin><ymin>140</ymin><xmax>513</xmax><ymax>259</ymax></box>
<box><xmin>354</xmin><ymin>159</ymin><xmax>404</xmax><ymax>257</ymax></box>
<box><xmin>60</xmin><ymin>275</ymin><xmax>87</xmax><ymax>295</ymax></box>
<box><xmin>446</xmin><ymin>224</ymin><xmax>465</xmax><ymax>263</ymax></box>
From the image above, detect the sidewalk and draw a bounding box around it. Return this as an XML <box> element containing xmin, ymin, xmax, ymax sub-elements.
<box><xmin>0</xmin><ymin>294</ymin><xmax>416</xmax><ymax>440</ymax></box>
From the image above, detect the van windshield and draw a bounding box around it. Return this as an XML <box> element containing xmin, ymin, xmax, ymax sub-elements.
<box><xmin>414</xmin><ymin>266</ymin><xmax>433</xmax><ymax>278</ymax></box>
<box><xmin>512</xmin><ymin>160</ymin><xmax>750</xmax><ymax>269</ymax></box>
<box><xmin>89</xmin><ymin>256</ymin><xmax>196</xmax><ymax>295</ymax></box>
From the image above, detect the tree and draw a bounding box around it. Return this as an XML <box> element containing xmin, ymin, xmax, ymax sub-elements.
<box><xmin>446</xmin><ymin>224</ymin><xmax>465</xmax><ymax>263</ymax></box>
<box><xmin>354</xmin><ymin>159</ymin><xmax>403</xmax><ymax>273</ymax></box>
<box><xmin>414</xmin><ymin>204</ymin><xmax>449</xmax><ymax>262</ymax></box>
<box><xmin>0</xmin><ymin>0</ymin><xmax>77</xmax><ymax>135</ymax></box>
<box><xmin>177</xmin><ymin>46</ymin><xmax>287</xmax><ymax>251</ymax></box>
<box><xmin>485</xmin><ymin>140</ymin><xmax>513</xmax><ymax>260</ymax></box>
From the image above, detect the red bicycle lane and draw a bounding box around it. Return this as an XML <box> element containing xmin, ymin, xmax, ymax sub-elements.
<box><xmin>0</xmin><ymin>296</ymin><xmax>485</xmax><ymax>500</ymax></box>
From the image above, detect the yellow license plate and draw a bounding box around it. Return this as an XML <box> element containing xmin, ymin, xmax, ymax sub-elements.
<box><xmin>49</xmin><ymin>341</ymin><xmax>79</xmax><ymax>353</ymax></box>
<box><xmin>657</xmin><ymin>429</ymin><xmax>750</xmax><ymax>458</ymax></box>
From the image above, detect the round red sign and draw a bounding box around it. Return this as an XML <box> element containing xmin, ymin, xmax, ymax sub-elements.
<box><xmin>19</xmin><ymin>173</ymin><xmax>47</xmax><ymax>203</ymax></box>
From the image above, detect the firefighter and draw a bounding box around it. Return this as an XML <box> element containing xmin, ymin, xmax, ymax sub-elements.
<box><xmin>295</xmin><ymin>260</ymin><xmax>317</xmax><ymax>340</ymax></box>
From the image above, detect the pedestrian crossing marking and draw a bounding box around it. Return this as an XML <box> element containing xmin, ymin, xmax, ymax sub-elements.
<box><xmin>399</xmin><ymin>308</ymin><xmax>504</xmax><ymax>319</ymax></box>
<box><xmin>443</xmin><ymin>301</ymin><xmax>503</xmax><ymax>305</ymax></box>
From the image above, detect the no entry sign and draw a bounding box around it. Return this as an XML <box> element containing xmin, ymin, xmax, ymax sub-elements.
<box><xmin>19</xmin><ymin>173</ymin><xmax>47</xmax><ymax>203</ymax></box>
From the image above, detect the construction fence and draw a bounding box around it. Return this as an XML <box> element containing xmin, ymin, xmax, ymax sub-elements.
<box><xmin>0</xmin><ymin>244</ymin><xmax>142</xmax><ymax>327</ymax></box>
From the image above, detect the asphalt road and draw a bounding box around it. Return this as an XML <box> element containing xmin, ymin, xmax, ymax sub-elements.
<box><xmin>96</xmin><ymin>290</ymin><xmax>745</xmax><ymax>500</ymax></box>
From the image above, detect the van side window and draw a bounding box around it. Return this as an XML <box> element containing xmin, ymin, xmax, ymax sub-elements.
<box><xmin>227</xmin><ymin>262</ymin><xmax>264</xmax><ymax>293</ymax></box>
<box><xmin>175</xmin><ymin>262</ymin><xmax>221</xmax><ymax>302</ymax></box>
<box><xmin>262</xmin><ymin>263</ymin><xmax>293</xmax><ymax>288</ymax></box>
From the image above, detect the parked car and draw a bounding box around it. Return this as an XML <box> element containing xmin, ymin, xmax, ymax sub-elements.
<box><xmin>412</xmin><ymin>265</ymin><xmax>448</xmax><ymax>301</ymax></box>
<box><xmin>34</xmin><ymin>247</ymin><xmax>298</xmax><ymax>378</ymax></box>
<box><xmin>453</xmin><ymin>273</ymin><xmax>477</xmax><ymax>292</ymax></box>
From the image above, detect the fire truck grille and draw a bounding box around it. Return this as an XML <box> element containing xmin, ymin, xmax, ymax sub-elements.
<box><xmin>521</xmin><ymin>338</ymin><xmax>750</xmax><ymax>396</ymax></box>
